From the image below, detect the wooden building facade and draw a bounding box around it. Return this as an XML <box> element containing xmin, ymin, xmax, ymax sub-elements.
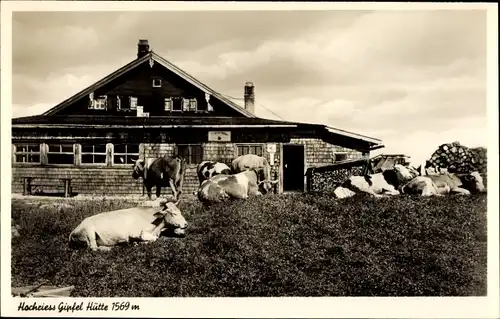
<box><xmin>11</xmin><ymin>39</ymin><xmax>384</xmax><ymax>197</ymax></box>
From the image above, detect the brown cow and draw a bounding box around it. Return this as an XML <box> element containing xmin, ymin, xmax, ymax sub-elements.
<box><xmin>132</xmin><ymin>155</ymin><xmax>187</xmax><ymax>201</ymax></box>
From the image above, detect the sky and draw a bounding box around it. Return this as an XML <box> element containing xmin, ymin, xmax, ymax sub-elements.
<box><xmin>11</xmin><ymin>9</ymin><xmax>489</xmax><ymax>165</ymax></box>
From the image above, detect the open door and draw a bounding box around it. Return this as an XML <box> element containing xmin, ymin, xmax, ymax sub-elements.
<box><xmin>282</xmin><ymin>144</ymin><xmax>305</xmax><ymax>192</ymax></box>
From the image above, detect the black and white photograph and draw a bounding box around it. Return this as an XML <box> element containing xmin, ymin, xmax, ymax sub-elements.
<box><xmin>1</xmin><ymin>1</ymin><xmax>499</xmax><ymax>318</ymax></box>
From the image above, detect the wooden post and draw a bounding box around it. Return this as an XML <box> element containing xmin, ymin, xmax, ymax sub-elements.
<box><xmin>63</xmin><ymin>179</ymin><xmax>71</xmax><ymax>198</ymax></box>
<box><xmin>74</xmin><ymin>144</ymin><xmax>81</xmax><ymax>166</ymax></box>
<box><xmin>23</xmin><ymin>177</ymin><xmax>32</xmax><ymax>196</ymax></box>
<box><xmin>273</xmin><ymin>171</ymin><xmax>278</xmax><ymax>194</ymax></box>
<box><xmin>40</xmin><ymin>143</ymin><xmax>48</xmax><ymax>165</ymax></box>
<box><xmin>12</xmin><ymin>144</ymin><xmax>16</xmax><ymax>163</ymax></box>
<box><xmin>106</xmin><ymin>143</ymin><xmax>114</xmax><ymax>166</ymax></box>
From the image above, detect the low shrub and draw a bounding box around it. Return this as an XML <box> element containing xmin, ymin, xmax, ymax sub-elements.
<box><xmin>11</xmin><ymin>193</ymin><xmax>487</xmax><ymax>297</ymax></box>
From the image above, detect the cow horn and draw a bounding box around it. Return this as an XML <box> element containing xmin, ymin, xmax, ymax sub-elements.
<box><xmin>270</xmin><ymin>179</ymin><xmax>280</xmax><ymax>184</ymax></box>
<box><xmin>174</xmin><ymin>200</ymin><xmax>180</xmax><ymax>206</ymax></box>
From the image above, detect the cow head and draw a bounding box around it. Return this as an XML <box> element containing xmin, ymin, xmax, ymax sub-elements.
<box><xmin>256</xmin><ymin>169</ymin><xmax>279</xmax><ymax>194</ymax></box>
<box><xmin>459</xmin><ymin>171</ymin><xmax>486</xmax><ymax>193</ymax></box>
<box><xmin>131</xmin><ymin>158</ymin><xmax>145</xmax><ymax>179</ymax></box>
<box><xmin>153</xmin><ymin>200</ymin><xmax>188</xmax><ymax>236</ymax></box>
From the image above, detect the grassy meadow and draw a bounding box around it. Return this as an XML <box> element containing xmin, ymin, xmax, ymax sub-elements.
<box><xmin>10</xmin><ymin>192</ymin><xmax>487</xmax><ymax>297</ymax></box>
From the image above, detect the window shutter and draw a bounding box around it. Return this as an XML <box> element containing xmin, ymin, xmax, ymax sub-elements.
<box><xmin>189</xmin><ymin>98</ymin><xmax>197</xmax><ymax>111</ymax></box>
<box><xmin>130</xmin><ymin>97</ymin><xmax>138</xmax><ymax>110</ymax></box>
<box><xmin>164</xmin><ymin>98</ymin><xmax>172</xmax><ymax>111</ymax></box>
<box><xmin>182</xmin><ymin>98</ymin><xmax>190</xmax><ymax>111</ymax></box>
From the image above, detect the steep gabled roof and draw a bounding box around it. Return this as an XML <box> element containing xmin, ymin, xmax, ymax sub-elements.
<box><xmin>42</xmin><ymin>51</ymin><xmax>255</xmax><ymax>118</ymax></box>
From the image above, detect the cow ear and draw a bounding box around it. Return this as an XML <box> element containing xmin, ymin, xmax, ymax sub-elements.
<box><xmin>153</xmin><ymin>212</ymin><xmax>165</xmax><ymax>219</ymax></box>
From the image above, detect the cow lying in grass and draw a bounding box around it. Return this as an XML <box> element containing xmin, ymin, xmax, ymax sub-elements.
<box><xmin>197</xmin><ymin>169</ymin><xmax>277</xmax><ymax>206</ymax></box>
<box><xmin>68</xmin><ymin>201</ymin><xmax>188</xmax><ymax>251</ymax></box>
<box><xmin>334</xmin><ymin>164</ymin><xmax>418</xmax><ymax>199</ymax></box>
<box><xmin>401</xmin><ymin>171</ymin><xmax>486</xmax><ymax>196</ymax></box>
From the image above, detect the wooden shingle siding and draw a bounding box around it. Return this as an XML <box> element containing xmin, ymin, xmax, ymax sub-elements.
<box><xmin>290</xmin><ymin>138</ymin><xmax>364</xmax><ymax>167</ymax></box>
<box><xmin>12</xmin><ymin>138</ymin><xmax>365</xmax><ymax>196</ymax></box>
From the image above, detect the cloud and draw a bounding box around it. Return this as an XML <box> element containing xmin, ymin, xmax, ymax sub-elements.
<box><xmin>11</xmin><ymin>10</ymin><xmax>488</xmax><ymax>164</ymax></box>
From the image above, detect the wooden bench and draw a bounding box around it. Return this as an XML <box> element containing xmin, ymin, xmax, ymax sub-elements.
<box><xmin>23</xmin><ymin>177</ymin><xmax>72</xmax><ymax>198</ymax></box>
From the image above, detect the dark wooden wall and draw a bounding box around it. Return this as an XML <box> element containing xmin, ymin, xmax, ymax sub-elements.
<box><xmin>55</xmin><ymin>63</ymin><xmax>245</xmax><ymax>117</ymax></box>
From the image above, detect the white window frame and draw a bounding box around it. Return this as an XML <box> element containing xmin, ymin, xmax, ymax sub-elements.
<box><xmin>80</xmin><ymin>143</ymin><xmax>107</xmax><ymax>165</ymax></box>
<box><xmin>152</xmin><ymin>78</ymin><xmax>162</xmax><ymax>88</ymax></box>
<box><xmin>89</xmin><ymin>95</ymin><xmax>107</xmax><ymax>110</ymax></box>
<box><xmin>47</xmin><ymin>143</ymin><xmax>75</xmax><ymax>165</ymax></box>
<box><xmin>14</xmin><ymin>143</ymin><xmax>41</xmax><ymax>164</ymax></box>
<box><xmin>113</xmin><ymin>143</ymin><xmax>140</xmax><ymax>165</ymax></box>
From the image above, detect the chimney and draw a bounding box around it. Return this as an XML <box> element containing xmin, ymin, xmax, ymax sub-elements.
<box><xmin>137</xmin><ymin>39</ymin><xmax>150</xmax><ymax>59</ymax></box>
<box><xmin>244</xmin><ymin>82</ymin><xmax>255</xmax><ymax>115</ymax></box>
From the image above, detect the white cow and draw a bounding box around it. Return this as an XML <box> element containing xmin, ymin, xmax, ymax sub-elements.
<box><xmin>334</xmin><ymin>164</ymin><xmax>418</xmax><ymax>199</ymax></box>
<box><xmin>68</xmin><ymin>201</ymin><xmax>188</xmax><ymax>251</ymax></box>
<box><xmin>401</xmin><ymin>171</ymin><xmax>486</xmax><ymax>196</ymax></box>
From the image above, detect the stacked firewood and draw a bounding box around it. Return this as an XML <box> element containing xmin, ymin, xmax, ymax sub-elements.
<box><xmin>427</xmin><ymin>142</ymin><xmax>487</xmax><ymax>174</ymax></box>
<box><xmin>310</xmin><ymin>166</ymin><xmax>366</xmax><ymax>192</ymax></box>
<box><xmin>470</xmin><ymin>146</ymin><xmax>487</xmax><ymax>175</ymax></box>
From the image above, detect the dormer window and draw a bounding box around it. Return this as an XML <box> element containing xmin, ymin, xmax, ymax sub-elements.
<box><xmin>152</xmin><ymin>78</ymin><xmax>162</xmax><ymax>87</ymax></box>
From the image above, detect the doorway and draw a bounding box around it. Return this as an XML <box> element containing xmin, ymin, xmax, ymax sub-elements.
<box><xmin>282</xmin><ymin>144</ymin><xmax>305</xmax><ymax>192</ymax></box>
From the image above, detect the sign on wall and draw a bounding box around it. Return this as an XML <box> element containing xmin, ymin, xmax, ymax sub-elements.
<box><xmin>267</xmin><ymin>143</ymin><xmax>277</xmax><ymax>166</ymax></box>
<box><xmin>267</xmin><ymin>144</ymin><xmax>277</xmax><ymax>153</ymax></box>
<box><xmin>208</xmin><ymin>131</ymin><xmax>231</xmax><ymax>142</ymax></box>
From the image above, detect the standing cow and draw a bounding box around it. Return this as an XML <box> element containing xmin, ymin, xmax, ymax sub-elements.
<box><xmin>132</xmin><ymin>155</ymin><xmax>187</xmax><ymax>201</ymax></box>
<box><xmin>231</xmin><ymin>154</ymin><xmax>279</xmax><ymax>194</ymax></box>
<box><xmin>196</xmin><ymin>161</ymin><xmax>232</xmax><ymax>185</ymax></box>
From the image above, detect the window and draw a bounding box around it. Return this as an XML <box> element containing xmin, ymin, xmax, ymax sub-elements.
<box><xmin>114</xmin><ymin>144</ymin><xmax>140</xmax><ymax>165</ymax></box>
<box><xmin>88</xmin><ymin>95</ymin><xmax>107</xmax><ymax>110</ymax></box>
<box><xmin>335</xmin><ymin>152</ymin><xmax>348</xmax><ymax>162</ymax></box>
<box><xmin>14</xmin><ymin>144</ymin><xmax>40</xmax><ymax>163</ymax></box>
<box><xmin>172</xmin><ymin>97</ymin><xmax>182</xmax><ymax>111</ymax></box>
<box><xmin>177</xmin><ymin>144</ymin><xmax>203</xmax><ymax>165</ymax></box>
<box><xmin>47</xmin><ymin>143</ymin><xmax>74</xmax><ymax>164</ymax></box>
<box><xmin>152</xmin><ymin>78</ymin><xmax>162</xmax><ymax>87</ymax></box>
<box><xmin>189</xmin><ymin>98</ymin><xmax>198</xmax><ymax>111</ymax></box>
<box><xmin>130</xmin><ymin>97</ymin><xmax>138</xmax><ymax>110</ymax></box>
<box><xmin>164</xmin><ymin>98</ymin><xmax>172</xmax><ymax>111</ymax></box>
<box><xmin>81</xmin><ymin>143</ymin><xmax>107</xmax><ymax>164</ymax></box>
<box><xmin>237</xmin><ymin>145</ymin><xmax>263</xmax><ymax>157</ymax></box>
<box><xmin>94</xmin><ymin>98</ymin><xmax>106</xmax><ymax>110</ymax></box>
